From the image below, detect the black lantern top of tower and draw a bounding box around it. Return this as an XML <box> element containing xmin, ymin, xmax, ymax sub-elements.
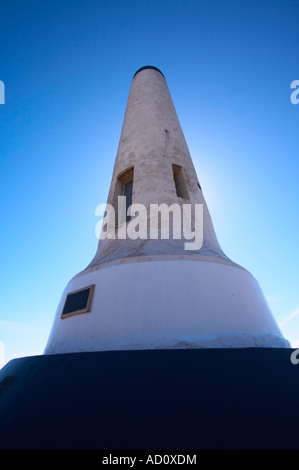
<box><xmin>133</xmin><ymin>66</ymin><xmax>164</xmax><ymax>78</ymax></box>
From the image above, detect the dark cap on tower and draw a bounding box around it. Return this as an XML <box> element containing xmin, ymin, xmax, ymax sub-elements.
<box><xmin>133</xmin><ymin>65</ymin><xmax>164</xmax><ymax>78</ymax></box>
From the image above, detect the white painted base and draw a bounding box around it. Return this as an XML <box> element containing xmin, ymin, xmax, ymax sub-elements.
<box><xmin>44</xmin><ymin>259</ymin><xmax>289</xmax><ymax>354</ymax></box>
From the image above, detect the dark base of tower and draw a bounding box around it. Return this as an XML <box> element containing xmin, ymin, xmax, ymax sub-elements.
<box><xmin>0</xmin><ymin>348</ymin><xmax>298</xmax><ymax>450</ymax></box>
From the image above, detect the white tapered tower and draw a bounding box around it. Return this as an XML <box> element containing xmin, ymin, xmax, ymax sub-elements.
<box><xmin>44</xmin><ymin>65</ymin><xmax>288</xmax><ymax>354</ymax></box>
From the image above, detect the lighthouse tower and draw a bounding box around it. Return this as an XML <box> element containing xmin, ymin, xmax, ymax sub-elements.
<box><xmin>44</xmin><ymin>65</ymin><xmax>288</xmax><ymax>354</ymax></box>
<box><xmin>1</xmin><ymin>66</ymin><xmax>297</xmax><ymax>451</ymax></box>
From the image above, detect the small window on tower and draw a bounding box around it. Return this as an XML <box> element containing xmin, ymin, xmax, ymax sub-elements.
<box><xmin>172</xmin><ymin>164</ymin><xmax>189</xmax><ymax>199</ymax></box>
<box><xmin>61</xmin><ymin>285</ymin><xmax>95</xmax><ymax>319</ymax></box>
<box><xmin>117</xmin><ymin>166</ymin><xmax>134</xmax><ymax>223</ymax></box>
<box><xmin>123</xmin><ymin>179</ymin><xmax>133</xmax><ymax>222</ymax></box>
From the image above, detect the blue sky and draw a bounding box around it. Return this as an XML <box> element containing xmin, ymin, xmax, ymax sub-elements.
<box><xmin>0</xmin><ymin>0</ymin><xmax>298</xmax><ymax>367</ymax></box>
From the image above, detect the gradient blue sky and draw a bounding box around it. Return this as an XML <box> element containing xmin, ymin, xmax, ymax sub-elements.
<box><xmin>0</xmin><ymin>0</ymin><xmax>298</xmax><ymax>367</ymax></box>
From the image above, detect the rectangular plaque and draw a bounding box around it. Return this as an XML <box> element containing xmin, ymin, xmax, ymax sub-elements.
<box><xmin>61</xmin><ymin>285</ymin><xmax>95</xmax><ymax>318</ymax></box>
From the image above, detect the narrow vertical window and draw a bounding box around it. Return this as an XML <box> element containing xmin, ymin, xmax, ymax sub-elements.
<box><xmin>116</xmin><ymin>166</ymin><xmax>134</xmax><ymax>224</ymax></box>
<box><xmin>123</xmin><ymin>179</ymin><xmax>133</xmax><ymax>222</ymax></box>
<box><xmin>172</xmin><ymin>164</ymin><xmax>189</xmax><ymax>199</ymax></box>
